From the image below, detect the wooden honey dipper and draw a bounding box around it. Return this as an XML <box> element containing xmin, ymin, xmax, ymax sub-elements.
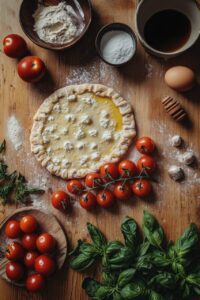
<box><xmin>162</xmin><ymin>96</ymin><xmax>187</xmax><ymax>122</ymax></box>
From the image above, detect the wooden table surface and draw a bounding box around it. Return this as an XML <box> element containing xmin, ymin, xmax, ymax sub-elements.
<box><xmin>0</xmin><ymin>0</ymin><xmax>200</xmax><ymax>299</ymax></box>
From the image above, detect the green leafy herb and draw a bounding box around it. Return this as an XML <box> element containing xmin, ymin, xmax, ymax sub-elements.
<box><xmin>121</xmin><ymin>217</ymin><xmax>140</xmax><ymax>250</ymax></box>
<box><xmin>87</xmin><ymin>223</ymin><xmax>107</xmax><ymax>251</ymax></box>
<box><xmin>120</xmin><ymin>281</ymin><xmax>147</xmax><ymax>299</ymax></box>
<box><xmin>0</xmin><ymin>140</ymin><xmax>6</xmax><ymax>154</ymax></box>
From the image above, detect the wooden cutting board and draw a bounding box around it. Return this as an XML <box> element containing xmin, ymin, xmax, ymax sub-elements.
<box><xmin>0</xmin><ymin>0</ymin><xmax>200</xmax><ymax>299</ymax></box>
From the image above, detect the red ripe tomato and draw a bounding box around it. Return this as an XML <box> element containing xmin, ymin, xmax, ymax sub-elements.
<box><xmin>17</xmin><ymin>56</ymin><xmax>46</xmax><ymax>83</ymax></box>
<box><xmin>24</xmin><ymin>251</ymin><xmax>39</xmax><ymax>269</ymax></box>
<box><xmin>97</xmin><ymin>190</ymin><xmax>114</xmax><ymax>208</ymax></box>
<box><xmin>137</xmin><ymin>156</ymin><xmax>156</xmax><ymax>175</ymax></box>
<box><xmin>132</xmin><ymin>179</ymin><xmax>152</xmax><ymax>197</ymax></box>
<box><xmin>34</xmin><ymin>254</ymin><xmax>56</xmax><ymax>277</ymax></box>
<box><xmin>6</xmin><ymin>242</ymin><xmax>25</xmax><ymax>261</ymax></box>
<box><xmin>85</xmin><ymin>173</ymin><xmax>102</xmax><ymax>188</ymax></box>
<box><xmin>100</xmin><ymin>163</ymin><xmax>119</xmax><ymax>181</ymax></box>
<box><xmin>67</xmin><ymin>179</ymin><xmax>83</xmax><ymax>195</ymax></box>
<box><xmin>79</xmin><ymin>192</ymin><xmax>97</xmax><ymax>210</ymax></box>
<box><xmin>118</xmin><ymin>160</ymin><xmax>137</xmax><ymax>178</ymax></box>
<box><xmin>20</xmin><ymin>215</ymin><xmax>38</xmax><ymax>234</ymax></box>
<box><xmin>36</xmin><ymin>233</ymin><xmax>56</xmax><ymax>254</ymax></box>
<box><xmin>22</xmin><ymin>233</ymin><xmax>38</xmax><ymax>250</ymax></box>
<box><xmin>3</xmin><ymin>34</ymin><xmax>27</xmax><ymax>58</ymax></box>
<box><xmin>5</xmin><ymin>220</ymin><xmax>21</xmax><ymax>238</ymax></box>
<box><xmin>26</xmin><ymin>273</ymin><xmax>45</xmax><ymax>292</ymax></box>
<box><xmin>113</xmin><ymin>183</ymin><xmax>132</xmax><ymax>201</ymax></box>
<box><xmin>6</xmin><ymin>262</ymin><xmax>24</xmax><ymax>281</ymax></box>
<box><xmin>136</xmin><ymin>137</ymin><xmax>155</xmax><ymax>155</ymax></box>
<box><xmin>51</xmin><ymin>191</ymin><xmax>69</xmax><ymax>211</ymax></box>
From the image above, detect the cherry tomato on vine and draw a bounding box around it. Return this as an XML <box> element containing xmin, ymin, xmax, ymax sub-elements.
<box><xmin>36</xmin><ymin>233</ymin><xmax>56</xmax><ymax>253</ymax></box>
<box><xmin>137</xmin><ymin>156</ymin><xmax>156</xmax><ymax>175</ymax></box>
<box><xmin>20</xmin><ymin>215</ymin><xmax>38</xmax><ymax>234</ymax></box>
<box><xmin>85</xmin><ymin>173</ymin><xmax>102</xmax><ymax>188</ymax></box>
<box><xmin>22</xmin><ymin>233</ymin><xmax>38</xmax><ymax>250</ymax></box>
<box><xmin>26</xmin><ymin>273</ymin><xmax>45</xmax><ymax>292</ymax></box>
<box><xmin>136</xmin><ymin>137</ymin><xmax>155</xmax><ymax>155</ymax></box>
<box><xmin>5</xmin><ymin>220</ymin><xmax>21</xmax><ymax>238</ymax></box>
<box><xmin>100</xmin><ymin>163</ymin><xmax>119</xmax><ymax>181</ymax></box>
<box><xmin>51</xmin><ymin>191</ymin><xmax>69</xmax><ymax>211</ymax></box>
<box><xmin>79</xmin><ymin>192</ymin><xmax>97</xmax><ymax>210</ymax></box>
<box><xmin>67</xmin><ymin>179</ymin><xmax>83</xmax><ymax>195</ymax></box>
<box><xmin>6</xmin><ymin>242</ymin><xmax>25</xmax><ymax>261</ymax></box>
<box><xmin>97</xmin><ymin>190</ymin><xmax>114</xmax><ymax>208</ymax></box>
<box><xmin>132</xmin><ymin>179</ymin><xmax>152</xmax><ymax>197</ymax></box>
<box><xmin>34</xmin><ymin>255</ymin><xmax>56</xmax><ymax>277</ymax></box>
<box><xmin>114</xmin><ymin>183</ymin><xmax>132</xmax><ymax>201</ymax></box>
<box><xmin>118</xmin><ymin>160</ymin><xmax>137</xmax><ymax>178</ymax></box>
<box><xmin>6</xmin><ymin>262</ymin><xmax>24</xmax><ymax>281</ymax></box>
<box><xmin>3</xmin><ymin>34</ymin><xmax>27</xmax><ymax>58</ymax></box>
<box><xmin>17</xmin><ymin>56</ymin><xmax>46</xmax><ymax>83</ymax></box>
<box><xmin>24</xmin><ymin>251</ymin><xmax>39</xmax><ymax>269</ymax></box>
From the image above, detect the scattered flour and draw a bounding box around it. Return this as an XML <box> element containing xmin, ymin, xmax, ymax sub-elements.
<box><xmin>7</xmin><ymin>115</ymin><xmax>23</xmax><ymax>151</ymax></box>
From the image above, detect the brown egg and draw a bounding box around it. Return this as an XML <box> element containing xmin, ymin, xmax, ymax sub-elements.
<box><xmin>164</xmin><ymin>66</ymin><xmax>195</xmax><ymax>92</ymax></box>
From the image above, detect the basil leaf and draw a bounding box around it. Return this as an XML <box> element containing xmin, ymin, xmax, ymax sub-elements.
<box><xmin>151</xmin><ymin>250</ymin><xmax>171</xmax><ymax>268</ymax></box>
<box><xmin>143</xmin><ymin>211</ymin><xmax>164</xmax><ymax>249</ymax></box>
<box><xmin>120</xmin><ymin>281</ymin><xmax>147</xmax><ymax>299</ymax></box>
<box><xmin>70</xmin><ymin>253</ymin><xmax>96</xmax><ymax>271</ymax></box>
<box><xmin>106</xmin><ymin>241</ymin><xmax>124</xmax><ymax>256</ymax></box>
<box><xmin>186</xmin><ymin>273</ymin><xmax>200</xmax><ymax>288</ymax></box>
<box><xmin>102</xmin><ymin>271</ymin><xmax>118</xmax><ymax>286</ymax></box>
<box><xmin>175</xmin><ymin>223</ymin><xmax>199</xmax><ymax>257</ymax></box>
<box><xmin>179</xmin><ymin>280</ymin><xmax>192</xmax><ymax>298</ymax></box>
<box><xmin>138</xmin><ymin>241</ymin><xmax>151</xmax><ymax>256</ymax></box>
<box><xmin>149</xmin><ymin>290</ymin><xmax>166</xmax><ymax>300</ymax></box>
<box><xmin>149</xmin><ymin>272</ymin><xmax>177</xmax><ymax>289</ymax></box>
<box><xmin>0</xmin><ymin>140</ymin><xmax>6</xmax><ymax>154</ymax></box>
<box><xmin>121</xmin><ymin>217</ymin><xmax>140</xmax><ymax>250</ymax></box>
<box><xmin>113</xmin><ymin>291</ymin><xmax>123</xmax><ymax>300</ymax></box>
<box><xmin>117</xmin><ymin>268</ymin><xmax>137</xmax><ymax>288</ymax></box>
<box><xmin>87</xmin><ymin>223</ymin><xmax>107</xmax><ymax>250</ymax></box>
<box><xmin>108</xmin><ymin>247</ymin><xmax>134</xmax><ymax>270</ymax></box>
<box><xmin>95</xmin><ymin>286</ymin><xmax>113</xmax><ymax>299</ymax></box>
<box><xmin>0</xmin><ymin>162</ymin><xmax>8</xmax><ymax>180</ymax></box>
<box><xmin>135</xmin><ymin>254</ymin><xmax>154</xmax><ymax>275</ymax></box>
<box><xmin>172</xmin><ymin>261</ymin><xmax>186</xmax><ymax>276</ymax></box>
<box><xmin>82</xmin><ymin>277</ymin><xmax>102</xmax><ymax>298</ymax></box>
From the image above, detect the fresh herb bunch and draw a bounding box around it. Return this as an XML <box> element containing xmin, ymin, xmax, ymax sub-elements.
<box><xmin>0</xmin><ymin>140</ymin><xmax>44</xmax><ymax>205</ymax></box>
<box><xmin>70</xmin><ymin>211</ymin><xmax>200</xmax><ymax>300</ymax></box>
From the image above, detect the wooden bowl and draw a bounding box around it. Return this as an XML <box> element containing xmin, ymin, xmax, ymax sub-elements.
<box><xmin>19</xmin><ymin>0</ymin><xmax>92</xmax><ymax>51</ymax></box>
<box><xmin>0</xmin><ymin>207</ymin><xmax>67</xmax><ymax>286</ymax></box>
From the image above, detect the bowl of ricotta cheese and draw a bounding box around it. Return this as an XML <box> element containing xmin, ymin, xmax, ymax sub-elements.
<box><xmin>19</xmin><ymin>0</ymin><xmax>92</xmax><ymax>50</ymax></box>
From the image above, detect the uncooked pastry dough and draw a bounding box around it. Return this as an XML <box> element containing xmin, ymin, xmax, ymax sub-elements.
<box><xmin>168</xmin><ymin>165</ymin><xmax>184</xmax><ymax>181</ymax></box>
<box><xmin>30</xmin><ymin>84</ymin><xmax>136</xmax><ymax>179</ymax></box>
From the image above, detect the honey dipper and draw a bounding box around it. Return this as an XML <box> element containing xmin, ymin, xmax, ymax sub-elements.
<box><xmin>162</xmin><ymin>96</ymin><xmax>187</xmax><ymax>122</ymax></box>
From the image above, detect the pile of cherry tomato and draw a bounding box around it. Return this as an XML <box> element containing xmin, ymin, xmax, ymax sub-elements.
<box><xmin>51</xmin><ymin>137</ymin><xmax>157</xmax><ymax>211</ymax></box>
<box><xmin>3</xmin><ymin>215</ymin><xmax>57</xmax><ymax>292</ymax></box>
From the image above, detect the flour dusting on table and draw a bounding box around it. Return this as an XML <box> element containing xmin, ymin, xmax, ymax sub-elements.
<box><xmin>7</xmin><ymin>115</ymin><xmax>23</xmax><ymax>151</ymax></box>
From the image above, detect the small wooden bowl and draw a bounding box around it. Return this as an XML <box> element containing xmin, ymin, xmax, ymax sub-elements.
<box><xmin>0</xmin><ymin>207</ymin><xmax>67</xmax><ymax>286</ymax></box>
<box><xmin>19</xmin><ymin>0</ymin><xmax>92</xmax><ymax>51</ymax></box>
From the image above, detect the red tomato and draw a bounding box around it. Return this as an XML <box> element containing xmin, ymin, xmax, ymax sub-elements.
<box><xmin>36</xmin><ymin>233</ymin><xmax>56</xmax><ymax>254</ymax></box>
<box><xmin>24</xmin><ymin>251</ymin><xmax>39</xmax><ymax>269</ymax></box>
<box><xmin>67</xmin><ymin>179</ymin><xmax>84</xmax><ymax>195</ymax></box>
<box><xmin>51</xmin><ymin>191</ymin><xmax>69</xmax><ymax>211</ymax></box>
<box><xmin>96</xmin><ymin>190</ymin><xmax>114</xmax><ymax>208</ymax></box>
<box><xmin>20</xmin><ymin>215</ymin><xmax>38</xmax><ymax>233</ymax></box>
<box><xmin>85</xmin><ymin>173</ymin><xmax>103</xmax><ymax>188</ymax></box>
<box><xmin>137</xmin><ymin>156</ymin><xmax>156</xmax><ymax>175</ymax></box>
<box><xmin>132</xmin><ymin>179</ymin><xmax>152</xmax><ymax>197</ymax></box>
<box><xmin>136</xmin><ymin>137</ymin><xmax>155</xmax><ymax>155</ymax></box>
<box><xmin>3</xmin><ymin>34</ymin><xmax>27</xmax><ymax>58</ymax></box>
<box><xmin>6</xmin><ymin>262</ymin><xmax>24</xmax><ymax>281</ymax></box>
<box><xmin>22</xmin><ymin>233</ymin><xmax>38</xmax><ymax>250</ymax></box>
<box><xmin>26</xmin><ymin>273</ymin><xmax>45</xmax><ymax>292</ymax></box>
<box><xmin>5</xmin><ymin>220</ymin><xmax>21</xmax><ymax>238</ymax></box>
<box><xmin>6</xmin><ymin>242</ymin><xmax>25</xmax><ymax>261</ymax></box>
<box><xmin>79</xmin><ymin>192</ymin><xmax>97</xmax><ymax>210</ymax></box>
<box><xmin>100</xmin><ymin>163</ymin><xmax>119</xmax><ymax>181</ymax></box>
<box><xmin>118</xmin><ymin>160</ymin><xmax>137</xmax><ymax>178</ymax></box>
<box><xmin>17</xmin><ymin>56</ymin><xmax>46</xmax><ymax>83</ymax></box>
<box><xmin>34</xmin><ymin>255</ymin><xmax>56</xmax><ymax>277</ymax></box>
<box><xmin>114</xmin><ymin>183</ymin><xmax>132</xmax><ymax>201</ymax></box>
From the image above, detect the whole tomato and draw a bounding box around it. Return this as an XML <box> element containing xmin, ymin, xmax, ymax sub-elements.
<box><xmin>6</xmin><ymin>262</ymin><xmax>24</xmax><ymax>281</ymax></box>
<box><xmin>132</xmin><ymin>179</ymin><xmax>152</xmax><ymax>197</ymax></box>
<box><xmin>67</xmin><ymin>179</ymin><xmax>83</xmax><ymax>195</ymax></box>
<box><xmin>3</xmin><ymin>34</ymin><xmax>27</xmax><ymax>58</ymax></box>
<box><xmin>100</xmin><ymin>163</ymin><xmax>119</xmax><ymax>182</ymax></box>
<box><xmin>114</xmin><ymin>183</ymin><xmax>132</xmax><ymax>201</ymax></box>
<box><xmin>26</xmin><ymin>273</ymin><xmax>45</xmax><ymax>292</ymax></box>
<box><xmin>85</xmin><ymin>173</ymin><xmax>102</xmax><ymax>188</ymax></box>
<box><xmin>17</xmin><ymin>56</ymin><xmax>46</xmax><ymax>83</ymax></box>
<box><xmin>6</xmin><ymin>242</ymin><xmax>25</xmax><ymax>261</ymax></box>
<box><xmin>24</xmin><ymin>251</ymin><xmax>39</xmax><ymax>269</ymax></box>
<box><xmin>118</xmin><ymin>160</ymin><xmax>137</xmax><ymax>178</ymax></box>
<box><xmin>22</xmin><ymin>233</ymin><xmax>38</xmax><ymax>250</ymax></box>
<box><xmin>36</xmin><ymin>233</ymin><xmax>56</xmax><ymax>253</ymax></box>
<box><xmin>20</xmin><ymin>215</ymin><xmax>38</xmax><ymax>234</ymax></box>
<box><xmin>96</xmin><ymin>190</ymin><xmax>114</xmax><ymax>208</ymax></box>
<box><xmin>34</xmin><ymin>254</ymin><xmax>56</xmax><ymax>277</ymax></box>
<box><xmin>79</xmin><ymin>192</ymin><xmax>97</xmax><ymax>210</ymax></box>
<box><xmin>5</xmin><ymin>220</ymin><xmax>21</xmax><ymax>238</ymax></box>
<box><xmin>136</xmin><ymin>137</ymin><xmax>155</xmax><ymax>154</ymax></box>
<box><xmin>137</xmin><ymin>156</ymin><xmax>156</xmax><ymax>175</ymax></box>
<box><xmin>51</xmin><ymin>191</ymin><xmax>69</xmax><ymax>211</ymax></box>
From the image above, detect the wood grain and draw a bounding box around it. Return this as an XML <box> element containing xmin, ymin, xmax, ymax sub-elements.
<box><xmin>0</xmin><ymin>0</ymin><xmax>200</xmax><ymax>299</ymax></box>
